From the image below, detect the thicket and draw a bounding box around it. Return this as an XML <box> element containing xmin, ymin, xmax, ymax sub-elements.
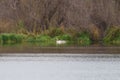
<box><xmin>103</xmin><ymin>26</ymin><xmax>120</xmax><ymax>45</ymax></box>
<box><xmin>0</xmin><ymin>0</ymin><xmax>120</xmax><ymax>45</ymax></box>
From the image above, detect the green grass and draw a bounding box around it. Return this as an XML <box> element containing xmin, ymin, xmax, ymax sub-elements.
<box><xmin>0</xmin><ymin>28</ymin><xmax>93</xmax><ymax>46</ymax></box>
<box><xmin>25</xmin><ymin>36</ymin><xmax>36</xmax><ymax>42</ymax></box>
<box><xmin>0</xmin><ymin>33</ymin><xmax>26</xmax><ymax>44</ymax></box>
<box><xmin>36</xmin><ymin>35</ymin><xmax>52</xmax><ymax>42</ymax></box>
<box><xmin>103</xmin><ymin>26</ymin><xmax>120</xmax><ymax>45</ymax></box>
<box><xmin>54</xmin><ymin>34</ymin><xmax>72</xmax><ymax>41</ymax></box>
<box><xmin>74</xmin><ymin>31</ymin><xmax>91</xmax><ymax>46</ymax></box>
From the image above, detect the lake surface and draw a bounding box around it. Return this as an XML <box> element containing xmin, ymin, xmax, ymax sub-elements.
<box><xmin>0</xmin><ymin>54</ymin><xmax>120</xmax><ymax>80</ymax></box>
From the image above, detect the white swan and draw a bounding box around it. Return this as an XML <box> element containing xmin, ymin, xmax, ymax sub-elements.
<box><xmin>56</xmin><ymin>38</ymin><xmax>67</xmax><ymax>44</ymax></box>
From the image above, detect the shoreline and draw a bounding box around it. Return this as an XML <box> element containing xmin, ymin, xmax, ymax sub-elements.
<box><xmin>0</xmin><ymin>47</ymin><xmax>120</xmax><ymax>54</ymax></box>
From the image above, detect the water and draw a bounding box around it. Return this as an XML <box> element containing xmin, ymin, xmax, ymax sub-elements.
<box><xmin>0</xmin><ymin>54</ymin><xmax>120</xmax><ymax>80</ymax></box>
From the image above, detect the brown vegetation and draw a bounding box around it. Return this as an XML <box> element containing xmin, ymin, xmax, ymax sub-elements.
<box><xmin>0</xmin><ymin>0</ymin><xmax>120</xmax><ymax>40</ymax></box>
<box><xmin>0</xmin><ymin>19</ymin><xmax>16</xmax><ymax>33</ymax></box>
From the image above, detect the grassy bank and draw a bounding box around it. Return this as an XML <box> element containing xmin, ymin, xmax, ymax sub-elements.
<box><xmin>0</xmin><ymin>28</ymin><xmax>91</xmax><ymax>46</ymax></box>
<box><xmin>103</xmin><ymin>26</ymin><xmax>120</xmax><ymax>46</ymax></box>
<box><xmin>0</xmin><ymin>26</ymin><xmax>120</xmax><ymax>46</ymax></box>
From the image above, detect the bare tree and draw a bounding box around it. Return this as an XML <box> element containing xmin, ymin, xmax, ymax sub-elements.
<box><xmin>0</xmin><ymin>0</ymin><xmax>120</xmax><ymax>34</ymax></box>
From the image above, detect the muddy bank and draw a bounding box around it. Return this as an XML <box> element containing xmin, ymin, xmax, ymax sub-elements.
<box><xmin>0</xmin><ymin>46</ymin><xmax>120</xmax><ymax>54</ymax></box>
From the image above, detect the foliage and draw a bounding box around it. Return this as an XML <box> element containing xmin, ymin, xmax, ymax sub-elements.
<box><xmin>54</xmin><ymin>34</ymin><xmax>72</xmax><ymax>41</ymax></box>
<box><xmin>17</xmin><ymin>20</ymin><xmax>25</xmax><ymax>28</ymax></box>
<box><xmin>0</xmin><ymin>35</ymin><xmax>2</xmax><ymax>44</ymax></box>
<box><xmin>36</xmin><ymin>35</ymin><xmax>52</xmax><ymax>42</ymax></box>
<box><xmin>0</xmin><ymin>33</ymin><xmax>25</xmax><ymax>44</ymax></box>
<box><xmin>25</xmin><ymin>34</ymin><xmax>53</xmax><ymax>43</ymax></box>
<box><xmin>44</xmin><ymin>27</ymin><xmax>65</xmax><ymax>37</ymax></box>
<box><xmin>103</xmin><ymin>26</ymin><xmax>120</xmax><ymax>45</ymax></box>
<box><xmin>73</xmin><ymin>31</ymin><xmax>91</xmax><ymax>46</ymax></box>
<box><xmin>25</xmin><ymin>36</ymin><xmax>36</xmax><ymax>42</ymax></box>
<box><xmin>0</xmin><ymin>28</ymin><xmax>92</xmax><ymax>46</ymax></box>
<box><xmin>54</xmin><ymin>31</ymin><xmax>92</xmax><ymax>46</ymax></box>
<box><xmin>16</xmin><ymin>20</ymin><xmax>30</xmax><ymax>34</ymax></box>
<box><xmin>25</xmin><ymin>35</ymin><xmax>56</xmax><ymax>47</ymax></box>
<box><xmin>77</xmin><ymin>36</ymin><xmax>91</xmax><ymax>46</ymax></box>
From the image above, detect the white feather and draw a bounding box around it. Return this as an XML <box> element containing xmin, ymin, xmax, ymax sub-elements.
<box><xmin>56</xmin><ymin>38</ymin><xmax>66</xmax><ymax>44</ymax></box>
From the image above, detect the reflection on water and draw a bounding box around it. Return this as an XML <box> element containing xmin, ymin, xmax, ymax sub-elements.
<box><xmin>0</xmin><ymin>41</ymin><xmax>77</xmax><ymax>47</ymax></box>
<box><xmin>0</xmin><ymin>42</ymin><xmax>120</xmax><ymax>53</ymax></box>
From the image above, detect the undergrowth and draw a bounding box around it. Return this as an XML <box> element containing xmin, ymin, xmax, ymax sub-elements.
<box><xmin>0</xmin><ymin>27</ymin><xmax>92</xmax><ymax>46</ymax></box>
<box><xmin>103</xmin><ymin>26</ymin><xmax>120</xmax><ymax>45</ymax></box>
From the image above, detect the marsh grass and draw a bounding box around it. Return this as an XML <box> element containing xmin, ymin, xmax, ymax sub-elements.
<box><xmin>43</xmin><ymin>27</ymin><xmax>65</xmax><ymax>37</ymax></box>
<box><xmin>36</xmin><ymin>35</ymin><xmax>52</xmax><ymax>42</ymax></box>
<box><xmin>0</xmin><ymin>33</ymin><xmax>26</xmax><ymax>44</ymax></box>
<box><xmin>54</xmin><ymin>34</ymin><xmax>72</xmax><ymax>41</ymax></box>
<box><xmin>0</xmin><ymin>27</ymin><xmax>93</xmax><ymax>46</ymax></box>
<box><xmin>103</xmin><ymin>26</ymin><xmax>120</xmax><ymax>45</ymax></box>
<box><xmin>25</xmin><ymin>36</ymin><xmax>36</xmax><ymax>42</ymax></box>
<box><xmin>74</xmin><ymin>31</ymin><xmax>91</xmax><ymax>46</ymax></box>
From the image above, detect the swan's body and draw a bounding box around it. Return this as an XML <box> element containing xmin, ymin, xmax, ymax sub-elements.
<box><xmin>56</xmin><ymin>39</ymin><xmax>66</xmax><ymax>44</ymax></box>
<box><xmin>56</xmin><ymin>40</ymin><xmax>66</xmax><ymax>44</ymax></box>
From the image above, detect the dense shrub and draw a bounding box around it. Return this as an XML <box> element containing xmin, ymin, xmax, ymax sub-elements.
<box><xmin>0</xmin><ymin>33</ymin><xmax>25</xmax><ymax>44</ymax></box>
<box><xmin>36</xmin><ymin>35</ymin><xmax>52</xmax><ymax>42</ymax></box>
<box><xmin>103</xmin><ymin>26</ymin><xmax>120</xmax><ymax>45</ymax></box>
<box><xmin>55</xmin><ymin>34</ymin><xmax>72</xmax><ymax>41</ymax></box>
<box><xmin>0</xmin><ymin>32</ymin><xmax>92</xmax><ymax>46</ymax></box>
<box><xmin>0</xmin><ymin>35</ymin><xmax>2</xmax><ymax>44</ymax></box>
<box><xmin>53</xmin><ymin>31</ymin><xmax>92</xmax><ymax>46</ymax></box>
<box><xmin>44</xmin><ymin>28</ymin><xmax>65</xmax><ymax>37</ymax></box>
<box><xmin>77</xmin><ymin>36</ymin><xmax>91</xmax><ymax>46</ymax></box>
<box><xmin>25</xmin><ymin>36</ymin><xmax>36</xmax><ymax>42</ymax></box>
<box><xmin>75</xmin><ymin>32</ymin><xmax>91</xmax><ymax>46</ymax></box>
